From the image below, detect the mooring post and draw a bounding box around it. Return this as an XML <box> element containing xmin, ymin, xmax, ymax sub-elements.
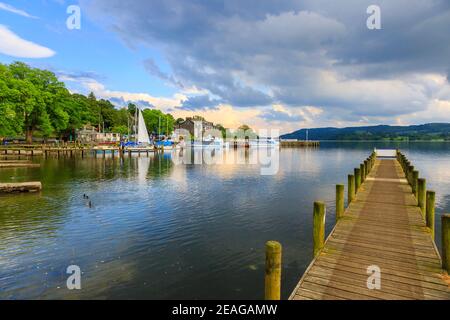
<box><xmin>336</xmin><ymin>184</ymin><xmax>344</xmax><ymax>222</ymax></box>
<box><xmin>265</xmin><ymin>241</ymin><xmax>282</xmax><ymax>300</ymax></box>
<box><xmin>360</xmin><ymin>163</ymin><xmax>366</xmax><ymax>183</ymax></box>
<box><xmin>442</xmin><ymin>215</ymin><xmax>450</xmax><ymax>273</ymax></box>
<box><xmin>364</xmin><ymin>160</ymin><xmax>369</xmax><ymax>176</ymax></box>
<box><xmin>418</xmin><ymin>178</ymin><xmax>426</xmax><ymax>216</ymax></box>
<box><xmin>313</xmin><ymin>201</ymin><xmax>326</xmax><ymax>257</ymax></box>
<box><xmin>412</xmin><ymin>170</ymin><xmax>419</xmax><ymax>199</ymax></box>
<box><xmin>354</xmin><ymin>168</ymin><xmax>361</xmax><ymax>192</ymax></box>
<box><xmin>348</xmin><ymin>174</ymin><xmax>355</xmax><ymax>204</ymax></box>
<box><xmin>426</xmin><ymin>191</ymin><xmax>435</xmax><ymax>239</ymax></box>
<box><xmin>408</xmin><ymin>165</ymin><xmax>414</xmax><ymax>186</ymax></box>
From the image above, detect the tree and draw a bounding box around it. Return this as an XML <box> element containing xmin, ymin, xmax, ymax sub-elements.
<box><xmin>192</xmin><ymin>115</ymin><xmax>205</xmax><ymax>121</ymax></box>
<box><xmin>215</xmin><ymin>123</ymin><xmax>227</xmax><ymax>138</ymax></box>
<box><xmin>7</xmin><ymin>62</ymin><xmax>69</xmax><ymax>143</ymax></box>
<box><xmin>141</xmin><ymin>109</ymin><xmax>174</xmax><ymax>136</ymax></box>
<box><xmin>238</xmin><ymin>124</ymin><xmax>257</xmax><ymax>139</ymax></box>
<box><xmin>0</xmin><ymin>64</ymin><xmax>22</xmax><ymax>138</ymax></box>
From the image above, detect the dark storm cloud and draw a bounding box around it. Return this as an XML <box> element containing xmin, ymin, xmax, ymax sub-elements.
<box><xmin>82</xmin><ymin>0</ymin><xmax>450</xmax><ymax>119</ymax></box>
<box><xmin>178</xmin><ymin>94</ymin><xmax>221</xmax><ymax>111</ymax></box>
<box><xmin>143</xmin><ymin>58</ymin><xmax>184</xmax><ymax>88</ymax></box>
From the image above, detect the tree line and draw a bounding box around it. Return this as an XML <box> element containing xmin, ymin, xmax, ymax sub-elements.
<box><xmin>0</xmin><ymin>62</ymin><xmax>175</xmax><ymax>143</ymax></box>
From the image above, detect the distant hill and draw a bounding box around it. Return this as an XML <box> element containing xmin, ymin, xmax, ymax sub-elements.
<box><xmin>280</xmin><ymin>123</ymin><xmax>450</xmax><ymax>141</ymax></box>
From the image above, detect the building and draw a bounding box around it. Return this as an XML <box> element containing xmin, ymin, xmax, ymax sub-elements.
<box><xmin>76</xmin><ymin>125</ymin><xmax>121</xmax><ymax>144</ymax></box>
<box><xmin>174</xmin><ymin>118</ymin><xmax>216</xmax><ymax>137</ymax></box>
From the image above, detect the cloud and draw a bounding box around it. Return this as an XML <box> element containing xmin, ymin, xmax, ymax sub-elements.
<box><xmin>0</xmin><ymin>25</ymin><xmax>55</xmax><ymax>58</ymax></box>
<box><xmin>63</xmin><ymin>76</ymin><xmax>184</xmax><ymax>111</ymax></box>
<box><xmin>80</xmin><ymin>0</ymin><xmax>450</xmax><ymax>127</ymax></box>
<box><xmin>143</xmin><ymin>58</ymin><xmax>184</xmax><ymax>88</ymax></box>
<box><xmin>0</xmin><ymin>2</ymin><xmax>38</xmax><ymax>18</ymax></box>
<box><xmin>259</xmin><ymin>108</ymin><xmax>304</xmax><ymax>123</ymax></box>
<box><xmin>178</xmin><ymin>94</ymin><xmax>221</xmax><ymax>111</ymax></box>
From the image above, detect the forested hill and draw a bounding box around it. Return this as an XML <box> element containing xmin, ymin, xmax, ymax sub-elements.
<box><xmin>280</xmin><ymin>123</ymin><xmax>450</xmax><ymax>141</ymax></box>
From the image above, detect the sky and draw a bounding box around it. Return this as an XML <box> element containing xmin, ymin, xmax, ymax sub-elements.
<box><xmin>1</xmin><ymin>0</ymin><xmax>450</xmax><ymax>134</ymax></box>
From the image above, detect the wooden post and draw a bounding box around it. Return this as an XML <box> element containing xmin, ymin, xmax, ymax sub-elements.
<box><xmin>426</xmin><ymin>191</ymin><xmax>435</xmax><ymax>239</ymax></box>
<box><xmin>364</xmin><ymin>160</ymin><xmax>369</xmax><ymax>176</ymax></box>
<box><xmin>103</xmin><ymin>150</ymin><xmax>106</xmax><ymax>158</ymax></box>
<box><xmin>348</xmin><ymin>174</ymin><xmax>355</xmax><ymax>204</ymax></box>
<box><xmin>412</xmin><ymin>170</ymin><xmax>419</xmax><ymax>199</ymax></box>
<box><xmin>265</xmin><ymin>241</ymin><xmax>282</xmax><ymax>300</ymax></box>
<box><xmin>313</xmin><ymin>201</ymin><xmax>326</xmax><ymax>257</ymax></box>
<box><xmin>336</xmin><ymin>184</ymin><xmax>344</xmax><ymax>222</ymax></box>
<box><xmin>442</xmin><ymin>214</ymin><xmax>450</xmax><ymax>273</ymax></box>
<box><xmin>408</xmin><ymin>165</ymin><xmax>414</xmax><ymax>186</ymax></box>
<box><xmin>418</xmin><ymin>178</ymin><xmax>426</xmax><ymax>216</ymax></box>
<box><xmin>360</xmin><ymin>163</ymin><xmax>365</xmax><ymax>183</ymax></box>
<box><xmin>354</xmin><ymin>168</ymin><xmax>361</xmax><ymax>192</ymax></box>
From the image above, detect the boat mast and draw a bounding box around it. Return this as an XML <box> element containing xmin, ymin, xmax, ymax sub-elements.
<box><xmin>158</xmin><ymin>116</ymin><xmax>161</xmax><ymax>139</ymax></box>
<box><xmin>135</xmin><ymin>108</ymin><xmax>139</xmax><ymax>143</ymax></box>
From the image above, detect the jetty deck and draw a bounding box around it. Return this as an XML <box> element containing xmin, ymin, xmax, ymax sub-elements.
<box><xmin>289</xmin><ymin>157</ymin><xmax>450</xmax><ymax>300</ymax></box>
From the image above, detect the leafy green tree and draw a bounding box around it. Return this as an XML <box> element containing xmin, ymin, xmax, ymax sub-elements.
<box><xmin>111</xmin><ymin>125</ymin><xmax>128</xmax><ymax>135</ymax></box>
<box><xmin>6</xmin><ymin>62</ymin><xmax>69</xmax><ymax>142</ymax></box>
<box><xmin>215</xmin><ymin>123</ymin><xmax>227</xmax><ymax>138</ymax></box>
<box><xmin>142</xmin><ymin>109</ymin><xmax>174</xmax><ymax>136</ymax></box>
<box><xmin>0</xmin><ymin>64</ymin><xmax>22</xmax><ymax>138</ymax></box>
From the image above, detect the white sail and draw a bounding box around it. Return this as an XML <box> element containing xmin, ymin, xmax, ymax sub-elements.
<box><xmin>137</xmin><ymin>108</ymin><xmax>150</xmax><ymax>144</ymax></box>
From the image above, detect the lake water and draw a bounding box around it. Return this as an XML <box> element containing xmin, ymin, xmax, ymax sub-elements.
<box><xmin>1</xmin><ymin>142</ymin><xmax>449</xmax><ymax>299</ymax></box>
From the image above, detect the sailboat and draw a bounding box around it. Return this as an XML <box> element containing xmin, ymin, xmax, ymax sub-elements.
<box><xmin>123</xmin><ymin>108</ymin><xmax>154</xmax><ymax>151</ymax></box>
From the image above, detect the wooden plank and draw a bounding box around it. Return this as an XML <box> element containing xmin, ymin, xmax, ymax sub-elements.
<box><xmin>290</xmin><ymin>157</ymin><xmax>450</xmax><ymax>300</ymax></box>
<box><xmin>0</xmin><ymin>182</ymin><xmax>42</xmax><ymax>193</ymax></box>
<box><xmin>0</xmin><ymin>163</ymin><xmax>40</xmax><ymax>168</ymax></box>
<box><xmin>307</xmin><ymin>265</ymin><xmax>448</xmax><ymax>299</ymax></box>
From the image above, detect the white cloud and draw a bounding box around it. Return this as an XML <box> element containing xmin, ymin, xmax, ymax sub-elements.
<box><xmin>0</xmin><ymin>25</ymin><xmax>55</xmax><ymax>58</ymax></box>
<box><xmin>0</xmin><ymin>2</ymin><xmax>37</xmax><ymax>19</ymax></box>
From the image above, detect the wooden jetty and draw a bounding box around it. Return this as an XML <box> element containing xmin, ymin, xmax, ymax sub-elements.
<box><xmin>0</xmin><ymin>146</ymin><xmax>157</xmax><ymax>158</ymax></box>
<box><xmin>0</xmin><ymin>182</ymin><xmax>42</xmax><ymax>193</ymax></box>
<box><xmin>280</xmin><ymin>140</ymin><xmax>319</xmax><ymax>148</ymax></box>
<box><xmin>265</xmin><ymin>150</ymin><xmax>450</xmax><ymax>300</ymax></box>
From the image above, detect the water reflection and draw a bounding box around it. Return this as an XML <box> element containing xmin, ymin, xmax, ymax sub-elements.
<box><xmin>0</xmin><ymin>143</ymin><xmax>449</xmax><ymax>299</ymax></box>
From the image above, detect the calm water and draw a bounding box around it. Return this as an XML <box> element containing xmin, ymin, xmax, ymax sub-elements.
<box><xmin>1</xmin><ymin>142</ymin><xmax>450</xmax><ymax>299</ymax></box>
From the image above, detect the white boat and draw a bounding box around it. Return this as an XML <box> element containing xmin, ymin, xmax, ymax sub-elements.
<box><xmin>191</xmin><ymin>137</ymin><xmax>229</xmax><ymax>149</ymax></box>
<box><xmin>249</xmin><ymin>138</ymin><xmax>280</xmax><ymax>148</ymax></box>
<box><xmin>124</xmin><ymin>108</ymin><xmax>153</xmax><ymax>151</ymax></box>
